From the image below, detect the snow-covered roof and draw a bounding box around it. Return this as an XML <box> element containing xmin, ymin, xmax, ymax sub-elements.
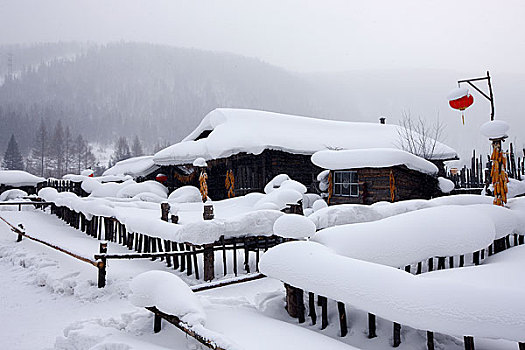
<box><xmin>103</xmin><ymin>156</ymin><xmax>159</xmax><ymax>178</ymax></box>
<box><xmin>0</xmin><ymin>170</ymin><xmax>45</xmax><ymax>187</ymax></box>
<box><xmin>311</xmin><ymin>148</ymin><xmax>439</xmax><ymax>175</ymax></box>
<box><xmin>153</xmin><ymin>108</ymin><xmax>458</xmax><ymax>166</ymax></box>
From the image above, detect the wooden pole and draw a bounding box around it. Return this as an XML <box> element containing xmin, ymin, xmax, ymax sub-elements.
<box><xmin>154</xmin><ymin>313</ymin><xmax>162</xmax><ymax>333</ymax></box>
<box><xmin>97</xmin><ymin>242</ymin><xmax>107</xmax><ymax>288</ymax></box>
<box><xmin>368</xmin><ymin>313</ymin><xmax>376</xmax><ymax>338</ymax></box>
<box><xmin>337</xmin><ymin>301</ymin><xmax>347</xmax><ymax>337</ymax></box>
<box><xmin>203</xmin><ymin>244</ymin><xmax>215</xmax><ymax>282</ymax></box>
<box><xmin>296</xmin><ymin>288</ymin><xmax>305</xmax><ymax>324</ymax></box>
<box><xmin>308</xmin><ymin>292</ymin><xmax>316</xmax><ymax>325</ymax></box>
<box><xmin>464</xmin><ymin>336</ymin><xmax>475</xmax><ymax>350</ymax></box>
<box><xmin>393</xmin><ymin>322</ymin><xmax>401</xmax><ymax>347</ymax></box>
<box><xmin>319</xmin><ymin>296</ymin><xmax>328</xmax><ymax>330</ymax></box>
<box><xmin>427</xmin><ymin>331</ymin><xmax>435</xmax><ymax>350</ymax></box>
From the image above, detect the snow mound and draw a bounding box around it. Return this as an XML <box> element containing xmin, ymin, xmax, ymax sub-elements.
<box><xmin>0</xmin><ymin>189</ymin><xmax>28</xmax><ymax>201</ymax></box>
<box><xmin>0</xmin><ymin>170</ymin><xmax>45</xmax><ymax>186</ymax></box>
<box><xmin>264</xmin><ymin>174</ymin><xmax>291</xmax><ymax>194</ymax></box>
<box><xmin>103</xmin><ymin>155</ymin><xmax>159</xmax><ymax>178</ymax></box>
<box><xmin>192</xmin><ymin>157</ymin><xmax>208</xmax><ymax>167</ymax></box>
<box><xmin>438</xmin><ymin>177</ymin><xmax>455</xmax><ymax>193</ymax></box>
<box><xmin>508</xmin><ymin>178</ymin><xmax>525</xmax><ymax>198</ymax></box>
<box><xmin>309</xmin><ymin>204</ymin><xmax>382</xmax><ymax>230</ymax></box>
<box><xmin>311</xmin><ymin>148</ymin><xmax>438</xmax><ymax>175</ymax></box>
<box><xmin>116</xmin><ymin>181</ymin><xmax>168</xmax><ymax>199</ymax></box>
<box><xmin>80</xmin><ymin>169</ymin><xmax>94</xmax><ymax>177</ymax></box>
<box><xmin>480</xmin><ymin>120</ymin><xmax>510</xmax><ymax>139</ymax></box>
<box><xmin>255</xmin><ymin>188</ymin><xmax>303</xmax><ymax>210</ymax></box>
<box><xmin>312</xmin><ymin>206</ymin><xmax>495</xmax><ymax>267</ymax></box>
<box><xmin>311</xmin><ymin>199</ymin><xmax>328</xmax><ymax>212</ymax></box>
<box><xmin>260</xmin><ymin>241</ymin><xmax>525</xmax><ymax>342</ymax></box>
<box><xmin>279</xmin><ymin>179</ymin><xmax>307</xmax><ymax>194</ymax></box>
<box><xmin>89</xmin><ymin>181</ymin><xmax>134</xmax><ymax>198</ymax></box>
<box><xmin>130</xmin><ymin>271</ymin><xmax>206</xmax><ymax>325</ymax></box>
<box><xmin>273</xmin><ymin>214</ymin><xmax>316</xmax><ymax>239</ymax></box>
<box><xmin>168</xmin><ymin>186</ymin><xmax>203</xmax><ymax>203</ymax></box>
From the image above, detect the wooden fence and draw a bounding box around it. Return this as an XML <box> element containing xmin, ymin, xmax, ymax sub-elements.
<box><xmin>447</xmin><ymin>145</ymin><xmax>524</xmax><ymax>192</ymax></box>
<box><xmin>49</xmin><ymin>204</ymin><xmax>284</xmax><ymax>284</ymax></box>
<box><xmin>40</xmin><ymin>179</ymin><xmax>88</xmax><ymax>196</ymax></box>
<box><xmin>281</xmin><ymin>234</ymin><xmax>525</xmax><ymax>350</ymax></box>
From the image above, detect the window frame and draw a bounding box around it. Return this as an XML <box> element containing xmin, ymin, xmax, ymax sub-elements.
<box><xmin>332</xmin><ymin>170</ymin><xmax>359</xmax><ymax>197</ymax></box>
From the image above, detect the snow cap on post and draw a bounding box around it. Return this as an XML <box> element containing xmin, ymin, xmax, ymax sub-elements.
<box><xmin>193</xmin><ymin>157</ymin><xmax>207</xmax><ymax>167</ymax></box>
<box><xmin>480</xmin><ymin>120</ymin><xmax>510</xmax><ymax>140</ymax></box>
<box><xmin>273</xmin><ymin>214</ymin><xmax>317</xmax><ymax>239</ymax></box>
<box><xmin>130</xmin><ymin>270</ymin><xmax>206</xmax><ymax>325</ymax></box>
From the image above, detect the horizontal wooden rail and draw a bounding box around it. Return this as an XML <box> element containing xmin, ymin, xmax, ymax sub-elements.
<box><xmin>191</xmin><ymin>273</ymin><xmax>265</xmax><ymax>293</ymax></box>
<box><xmin>146</xmin><ymin>306</ymin><xmax>227</xmax><ymax>350</ymax></box>
<box><xmin>0</xmin><ymin>201</ymin><xmax>53</xmax><ymax>206</ymax></box>
<box><xmin>0</xmin><ymin>215</ymin><xmax>98</xmax><ymax>267</ymax></box>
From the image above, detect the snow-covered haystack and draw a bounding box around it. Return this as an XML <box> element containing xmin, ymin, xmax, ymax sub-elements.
<box><xmin>168</xmin><ymin>186</ymin><xmax>203</xmax><ymax>203</ymax></box>
<box><xmin>273</xmin><ymin>214</ymin><xmax>316</xmax><ymax>239</ymax></box>
<box><xmin>130</xmin><ymin>271</ymin><xmax>206</xmax><ymax>325</ymax></box>
<box><xmin>0</xmin><ymin>170</ymin><xmax>45</xmax><ymax>187</ymax></box>
<box><xmin>312</xmin><ymin>206</ymin><xmax>495</xmax><ymax>267</ymax></box>
<box><xmin>259</xmin><ymin>241</ymin><xmax>525</xmax><ymax>342</ymax></box>
<box><xmin>0</xmin><ymin>189</ymin><xmax>28</xmax><ymax>201</ymax></box>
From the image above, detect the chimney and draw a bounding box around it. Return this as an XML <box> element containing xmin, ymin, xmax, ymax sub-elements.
<box><xmin>379</xmin><ymin>117</ymin><xmax>386</xmax><ymax>124</ymax></box>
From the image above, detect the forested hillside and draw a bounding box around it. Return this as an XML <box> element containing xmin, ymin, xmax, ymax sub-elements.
<box><xmin>0</xmin><ymin>42</ymin><xmax>331</xmax><ymax>156</ymax></box>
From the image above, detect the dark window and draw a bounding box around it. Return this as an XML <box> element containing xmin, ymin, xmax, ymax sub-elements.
<box><xmin>333</xmin><ymin>171</ymin><xmax>359</xmax><ymax>197</ymax></box>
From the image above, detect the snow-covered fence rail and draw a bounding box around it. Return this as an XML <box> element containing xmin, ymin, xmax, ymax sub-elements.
<box><xmin>261</xmin><ymin>241</ymin><xmax>525</xmax><ymax>350</ymax></box>
<box><xmin>0</xmin><ymin>200</ymin><xmax>53</xmax><ymax>211</ymax></box>
<box><xmin>48</xmin><ymin>203</ymin><xmax>284</xmax><ymax>282</ymax></box>
<box><xmin>40</xmin><ymin>179</ymin><xmax>87</xmax><ymax>196</ymax></box>
<box><xmin>0</xmin><ymin>214</ymin><xmax>108</xmax><ymax>287</ymax></box>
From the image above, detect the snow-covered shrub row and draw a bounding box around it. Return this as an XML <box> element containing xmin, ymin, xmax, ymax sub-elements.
<box><xmin>130</xmin><ymin>271</ymin><xmax>206</xmax><ymax>325</ymax></box>
<box><xmin>259</xmin><ymin>241</ymin><xmax>525</xmax><ymax>342</ymax></box>
<box><xmin>312</xmin><ymin>206</ymin><xmax>496</xmax><ymax>267</ymax></box>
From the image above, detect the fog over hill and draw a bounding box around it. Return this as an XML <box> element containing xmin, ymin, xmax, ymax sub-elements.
<box><xmin>0</xmin><ymin>42</ymin><xmax>523</xmax><ymax>163</ymax></box>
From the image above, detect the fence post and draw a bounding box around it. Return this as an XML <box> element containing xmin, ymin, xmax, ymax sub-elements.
<box><xmin>154</xmin><ymin>313</ymin><xmax>162</xmax><ymax>333</ymax></box>
<box><xmin>97</xmin><ymin>242</ymin><xmax>107</xmax><ymax>288</ymax></box>
<box><xmin>160</xmin><ymin>202</ymin><xmax>170</xmax><ymax>222</ymax></box>
<box><xmin>337</xmin><ymin>301</ymin><xmax>347</xmax><ymax>337</ymax></box>
<box><xmin>464</xmin><ymin>336</ymin><xmax>475</xmax><ymax>350</ymax></box>
<box><xmin>368</xmin><ymin>313</ymin><xmax>377</xmax><ymax>338</ymax></box>
<box><xmin>427</xmin><ymin>331</ymin><xmax>435</xmax><ymax>350</ymax></box>
<box><xmin>203</xmin><ymin>244</ymin><xmax>215</xmax><ymax>282</ymax></box>
<box><xmin>393</xmin><ymin>322</ymin><xmax>401</xmax><ymax>347</ymax></box>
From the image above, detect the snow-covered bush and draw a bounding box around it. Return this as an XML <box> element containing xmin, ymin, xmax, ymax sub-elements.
<box><xmin>273</xmin><ymin>214</ymin><xmax>316</xmax><ymax>239</ymax></box>
<box><xmin>116</xmin><ymin>181</ymin><xmax>168</xmax><ymax>199</ymax></box>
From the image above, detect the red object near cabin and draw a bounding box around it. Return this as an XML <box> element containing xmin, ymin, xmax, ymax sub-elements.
<box><xmin>449</xmin><ymin>94</ymin><xmax>474</xmax><ymax>111</ymax></box>
<box><xmin>156</xmin><ymin>173</ymin><xmax>168</xmax><ymax>183</ymax></box>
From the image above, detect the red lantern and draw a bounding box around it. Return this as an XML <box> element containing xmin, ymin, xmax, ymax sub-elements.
<box><xmin>156</xmin><ymin>173</ymin><xmax>168</xmax><ymax>183</ymax></box>
<box><xmin>448</xmin><ymin>87</ymin><xmax>474</xmax><ymax>125</ymax></box>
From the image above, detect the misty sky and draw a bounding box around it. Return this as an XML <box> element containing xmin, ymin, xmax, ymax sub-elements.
<box><xmin>1</xmin><ymin>0</ymin><xmax>524</xmax><ymax>74</ymax></box>
<box><xmin>0</xmin><ymin>0</ymin><xmax>524</xmax><ymax>162</ymax></box>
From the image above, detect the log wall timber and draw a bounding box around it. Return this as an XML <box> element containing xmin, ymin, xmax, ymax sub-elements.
<box><xmin>160</xmin><ymin>149</ymin><xmax>322</xmax><ymax>200</ymax></box>
<box><xmin>329</xmin><ymin>165</ymin><xmax>439</xmax><ymax>205</ymax></box>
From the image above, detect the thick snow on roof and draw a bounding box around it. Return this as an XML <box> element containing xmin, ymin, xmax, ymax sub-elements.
<box><xmin>0</xmin><ymin>170</ymin><xmax>45</xmax><ymax>187</ymax></box>
<box><xmin>103</xmin><ymin>156</ymin><xmax>159</xmax><ymax>177</ymax></box>
<box><xmin>311</xmin><ymin>148</ymin><xmax>438</xmax><ymax>175</ymax></box>
<box><xmin>153</xmin><ymin>108</ymin><xmax>457</xmax><ymax>165</ymax></box>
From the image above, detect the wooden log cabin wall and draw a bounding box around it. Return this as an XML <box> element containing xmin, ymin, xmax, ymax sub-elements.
<box><xmin>160</xmin><ymin>150</ymin><xmax>322</xmax><ymax>200</ymax></box>
<box><xmin>329</xmin><ymin>165</ymin><xmax>440</xmax><ymax>205</ymax></box>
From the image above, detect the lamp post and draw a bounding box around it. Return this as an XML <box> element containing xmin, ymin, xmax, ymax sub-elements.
<box><xmin>450</xmin><ymin>71</ymin><xmax>509</xmax><ymax>206</ymax></box>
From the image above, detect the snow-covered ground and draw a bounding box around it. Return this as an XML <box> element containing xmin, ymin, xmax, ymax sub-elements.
<box><xmin>1</xmin><ymin>194</ymin><xmax>524</xmax><ymax>349</ymax></box>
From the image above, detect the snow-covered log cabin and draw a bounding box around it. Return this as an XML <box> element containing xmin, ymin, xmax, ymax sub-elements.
<box><xmin>312</xmin><ymin>149</ymin><xmax>442</xmax><ymax>204</ymax></box>
<box><xmin>153</xmin><ymin>109</ymin><xmax>457</xmax><ymax>200</ymax></box>
<box><xmin>0</xmin><ymin>170</ymin><xmax>46</xmax><ymax>196</ymax></box>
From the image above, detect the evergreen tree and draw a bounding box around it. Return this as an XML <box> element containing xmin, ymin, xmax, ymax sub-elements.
<box><xmin>73</xmin><ymin>134</ymin><xmax>86</xmax><ymax>173</ymax></box>
<box><xmin>1</xmin><ymin>134</ymin><xmax>24</xmax><ymax>170</ymax></box>
<box><xmin>131</xmin><ymin>135</ymin><xmax>144</xmax><ymax>157</ymax></box>
<box><xmin>26</xmin><ymin>119</ymin><xmax>48</xmax><ymax>177</ymax></box>
<box><xmin>64</xmin><ymin>126</ymin><xmax>73</xmax><ymax>174</ymax></box>
<box><xmin>49</xmin><ymin>120</ymin><xmax>65</xmax><ymax>177</ymax></box>
<box><xmin>111</xmin><ymin>137</ymin><xmax>131</xmax><ymax>165</ymax></box>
